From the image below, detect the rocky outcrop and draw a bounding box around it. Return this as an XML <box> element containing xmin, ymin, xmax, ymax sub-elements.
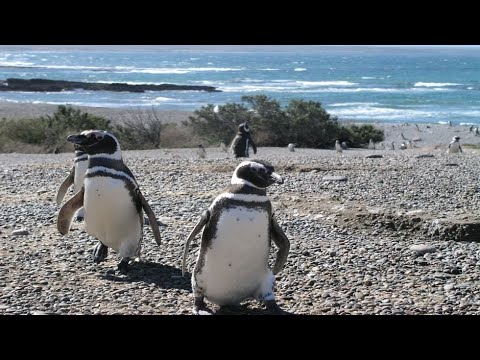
<box><xmin>0</xmin><ymin>78</ymin><xmax>221</xmax><ymax>93</ymax></box>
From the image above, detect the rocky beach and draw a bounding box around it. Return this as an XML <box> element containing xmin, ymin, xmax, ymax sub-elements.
<box><xmin>1</xmin><ymin>120</ymin><xmax>480</xmax><ymax>314</ymax></box>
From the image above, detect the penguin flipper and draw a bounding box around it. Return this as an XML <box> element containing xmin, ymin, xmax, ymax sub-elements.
<box><xmin>136</xmin><ymin>188</ymin><xmax>161</xmax><ymax>246</ymax></box>
<box><xmin>57</xmin><ymin>186</ymin><xmax>84</xmax><ymax>235</ymax></box>
<box><xmin>270</xmin><ymin>215</ymin><xmax>290</xmax><ymax>275</ymax></box>
<box><xmin>55</xmin><ymin>166</ymin><xmax>75</xmax><ymax>206</ymax></box>
<box><xmin>182</xmin><ymin>210</ymin><xmax>210</xmax><ymax>277</ymax></box>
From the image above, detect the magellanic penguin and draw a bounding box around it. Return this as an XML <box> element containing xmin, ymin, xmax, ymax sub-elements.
<box><xmin>55</xmin><ymin>144</ymin><xmax>88</xmax><ymax>221</ymax></box>
<box><xmin>57</xmin><ymin>130</ymin><xmax>161</xmax><ymax>273</ymax></box>
<box><xmin>182</xmin><ymin>160</ymin><xmax>290</xmax><ymax>315</ymax></box>
<box><xmin>447</xmin><ymin>136</ymin><xmax>463</xmax><ymax>154</ymax></box>
<box><xmin>335</xmin><ymin>140</ymin><xmax>343</xmax><ymax>153</ymax></box>
<box><xmin>230</xmin><ymin>121</ymin><xmax>257</xmax><ymax>158</ymax></box>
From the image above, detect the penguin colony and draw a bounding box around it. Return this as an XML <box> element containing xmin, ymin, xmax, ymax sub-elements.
<box><xmin>56</xmin><ymin>128</ymin><xmax>290</xmax><ymax>314</ymax></box>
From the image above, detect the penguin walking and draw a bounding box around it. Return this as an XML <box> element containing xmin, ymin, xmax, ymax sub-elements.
<box><xmin>182</xmin><ymin>160</ymin><xmax>290</xmax><ymax>315</ymax></box>
<box><xmin>335</xmin><ymin>140</ymin><xmax>343</xmax><ymax>153</ymax></box>
<box><xmin>230</xmin><ymin>121</ymin><xmax>257</xmax><ymax>158</ymax></box>
<box><xmin>57</xmin><ymin>130</ymin><xmax>161</xmax><ymax>273</ymax></box>
<box><xmin>56</xmin><ymin>144</ymin><xmax>88</xmax><ymax>221</ymax></box>
<box><xmin>287</xmin><ymin>143</ymin><xmax>296</xmax><ymax>152</ymax></box>
<box><xmin>447</xmin><ymin>136</ymin><xmax>463</xmax><ymax>154</ymax></box>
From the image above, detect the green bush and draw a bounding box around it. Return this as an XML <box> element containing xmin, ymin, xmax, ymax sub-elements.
<box><xmin>340</xmin><ymin>124</ymin><xmax>384</xmax><ymax>147</ymax></box>
<box><xmin>184</xmin><ymin>95</ymin><xmax>349</xmax><ymax>148</ymax></box>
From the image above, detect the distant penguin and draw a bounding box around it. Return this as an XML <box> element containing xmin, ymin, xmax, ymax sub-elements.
<box><xmin>368</xmin><ymin>139</ymin><xmax>375</xmax><ymax>150</ymax></box>
<box><xmin>56</xmin><ymin>144</ymin><xmax>88</xmax><ymax>221</ymax></box>
<box><xmin>447</xmin><ymin>136</ymin><xmax>463</xmax><ymax>154</ymax></box>
<box><xmin>57</xmin><ymin>130</ymin><xmax>161</xmax><ymax>273</ymax></box>
<box><xmin>182</xmin><ymin>160</ymin><xmax>290</xmax><ymax>315</ymax></box>
<box><xmin>399</xmin><ymin>142</ymin><xmax>407</xmax><ymax>150</ymax></box>
<box><xmin>220</xmin><ymin>141</ymin><xmax>228</xmax><ymax>152</ymax></box>
<box><xmin>449</xmin><ymin>121</ymin><xmax>453</xmax><ymax>127</ymax></box>
<box><xmin>335</xmin><ymin>140</ymin><xmax>343</xmax><ymax>153</ymax></box>
<box><xmin>341</xmin><ymin>141</ymin><xmax>348</xmax><ymax>150</ymax></box>
<box><xmin>197</xmin><ymin>144</ymin><xmax>207</xmax><ymax>159</ymax></box>
<box><xmin>475</xmin><ymin>128</ymin><xmax>480</xmax><ymax>136</ymax></box>
<box><xmin>213</xmin><ymin>105</ymin><xmax>220</xmax><ymax>113</ymax></box>
<box><xmin>378</xmin><ymin>142</ymin><xmax>385</xmax><ymax>150</ymax></box>
<box><xmin>391</xmin><ymin>141</ymin><xmax>395</xmax><ymax>150</ymax></box>
<box><xmin>230</xmin><ymin>121</ymin><xmax>257</xmax><ymax>158</ymax></box>
<box><xmin>469</xmin><ymin>125</ymin><xmax>474</xmax><ymax>132</ymax></box>
<box><xmin>287</xmin><ymin>143</ymin><xmax>296</xmax><ymax>152</ymax></box>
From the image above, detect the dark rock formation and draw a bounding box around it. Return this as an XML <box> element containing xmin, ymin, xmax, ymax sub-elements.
<box><xmin>0</xmin><ymin>78</ymin><xmax>221</xmax><ymax>93</ymax></box>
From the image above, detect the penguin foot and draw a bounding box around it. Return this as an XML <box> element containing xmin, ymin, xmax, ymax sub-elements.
<box><xmin>117</xmin><ymin>258</ymin><xmax>130</xmax><ymax>274</ymax></box>
<box><xmin>93</xmin><ymin>243</ymin><xmax>108</xmax><ymax>263</ymax></box>
<box><xmin>264</xmin><ymin>300</ymin><xmax>288</xmax><ymax>315</ymax></box>
<box><xmin>193</xmin><ymin>297</ymin><xmax>213</xmax><ymax>315</ymax></box>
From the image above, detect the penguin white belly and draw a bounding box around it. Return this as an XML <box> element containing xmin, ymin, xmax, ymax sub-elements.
<box><xmin>84</xmin><ymin>177</ymin><xmax>141</xmax><ymax>258</ymax></box>
<box><xmin>448</xmin><ymin>142</ymin><xmax>460</xmax><ymax>153</ymax></box>
<box><xmin>198</xmin><ymin>207</ymin><xmax>271</xmax><ymax>305</ymax></box>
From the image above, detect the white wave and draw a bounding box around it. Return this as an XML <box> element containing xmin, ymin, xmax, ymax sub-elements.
<box><xmin>258</xmin><ymin>68</ymin><xmax>279</xmax><ymax>71</ymax></box>
<box><xmin>414</xmin><ymin>82</ymin><xmax>461</xmax><ymax>87</ymax></box>
<box><xmin>297</xmin><ymin>81</ymin><xmax>357</xmax><ymax>86</ymax></box>
<box><xmin>460</xmin><ymin>122</ymin><xmax>476</xmax><ymax>126</ymax></box>
<box><xmin>0</xmin><ymin>60</ymin><xmax>34</xmax><ymax>67</ymax></box>
<box><xmin>154</xmin><ymin>96</ymin><xmax>178</xmax><ymax>102</ymax></box>
<box><xmin>437</xmin><ymin>121</ymin><xmax>449</xmax><ymax>124</ymax></box>
<box><xmin>467</xmin><ymin>87</ymin><xmax>474</xmax><ymax>90</ymax></box>
<box><xmin>361</xmin><ymin>76</ymin><xmax>376</xmax><ymax>79</ymax></box>
<box><xmin>129</xmin><ymin>66</ymin><xmax>245</xmax><ymax>74</ymax></box>
<box><xmin>294</xmin><ymin>68</ymin><xmax>307</xmax><ymax>71</ymax></box>
<box><xmin>329</xmin><ymin>102</ymin><xmax>381</xmax><ymax>107</ymax></box>
<box><xmin>220</xmin><ymin>85</ymin><xmax>454</xmax><ymax>93</ymax></box>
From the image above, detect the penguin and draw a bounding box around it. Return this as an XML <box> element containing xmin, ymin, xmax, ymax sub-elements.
<box><xmin>475</xmin><ymin>127</ymin><xmax>480</xmax><ymax>136</ymax></box>
<box><xmin>197</xmin><ymin>144</ymin><xmax>207</xmax><ymax>159</ymax></box>
<box><xmin>447</xmin><ymin>136</ymin><xmax>463</xmax><ymax>154</ymax></box>
<box><xmin>390</xmin><ymin>141</ymin><xmax>395</xmax><ymax>150</ymax></box>
<box><xmin>335</xmin><ymin>140</ymin><xmax>343</xmax><ymax>153</ymax></box>
<box><xmin>341</xmin><ymin>141</ymin><xmax>348</xmax><ymax>150</ymax></box>
<box><xmin>182</xmin><ymin>160</ymin><xmax>290</xmax><ymax>315</ymax></box>
<box><xmin>57</xmin><ymin>130</ymin><xmax>161</xmax><ymax>273</ymax></box>
<box><xmin>287</xmin><ymin>143</ymin><xmax>296</xmax><ymax>152</ymax></box>
<box><xmin>368</xmin><ymin>139</ymin><xmax>375</xmax><ymax>150</ymax></box>
<box><xmin>230</xmin><ymin>121</ymin><xmax>257</xmax><ymax>158</ymax></box>
<box><xmin>56</xmin><ymin>144</ymin><xmax>88</xmax><ymax>221</ymax></box>
<box><xmin>220</xmin><ymin>141</ymin><xmax>228</xmax><ymax>153</ymax></box>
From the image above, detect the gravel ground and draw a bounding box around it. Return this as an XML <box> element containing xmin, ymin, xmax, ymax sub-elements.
<box><xmin>1</xmin><ymin>146</ymin><xmax>480</xmax><ymax>315</ymax></box>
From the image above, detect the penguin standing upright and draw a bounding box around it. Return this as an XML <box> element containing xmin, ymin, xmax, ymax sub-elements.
<box><xmin>56</xmin><ymin>144</ymin><xmax>88</xmax><ymax>221</ymax></box>
<box><xmin>287</xmin><ymin>143</ymin><xmax>296</xmax><ymax>152</ymax></box>
<box><xmin>335</xmin><ymin>140</ymin><xmax>343</xmax><ymax>153</ymax></box>
<box><xmin>57</xmin><ymin>130</ymin><xmax>161</xmax><ymax>273</ymax></box>
<box><xmin>447</xmin><ymin>136</ymin><xmax>463</xmax><ymax>154</ymax></box>
<box><xmin>182</xmin><ymin>160</ymin><xmax>290</xmax><ymax>315</ymax></box>
<box><xmin>230</xmin><ymin>122</ymin><xmax>257</xmax><ymax>158</ymax></box>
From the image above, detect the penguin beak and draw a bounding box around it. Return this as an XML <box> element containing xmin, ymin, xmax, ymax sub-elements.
<box><xmin>270</xmin><ymin>172</ymin><xmax>284</xmax><ymax>184</ymax></box>
<box><xmin>67</xmin><ymin>134</ymin><xmax>89</xmax><ymax>145</ymax></box>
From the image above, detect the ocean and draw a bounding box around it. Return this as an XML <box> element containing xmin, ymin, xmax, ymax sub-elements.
<box><xmin>1</xmin><ymin>45</ymin><xmax>480</xmax><ymax>125</ymax></box>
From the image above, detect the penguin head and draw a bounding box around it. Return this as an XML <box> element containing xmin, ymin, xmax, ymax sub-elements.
<box><xmin>67</xmin><ymin>130</ymin><xmax>121</xmax><ymax>156</ymax></box>
<box><xmin>231</xmin><ymin>160</ymin><xmax>284</xmax><ymax>189</ymax></box>
<box><xmin>452</xmin><ymin>136</ymin><xmax>460</xmax><ymax>142</ymax></box>
<box><xmin>238</xmin><ymin>122</ymin><xmax>250</xmax><ymax>134</ymax></box>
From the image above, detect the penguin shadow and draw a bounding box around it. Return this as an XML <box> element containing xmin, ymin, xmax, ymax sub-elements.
<box><xmin>213</xmin><ymin>303</ymin><xmax>295</xmax><ymax>316</ymax></box>
<box><xmin>98</xmin><ymin>261</ymin><xmax>192</xmax><ymax>291</ymax></box>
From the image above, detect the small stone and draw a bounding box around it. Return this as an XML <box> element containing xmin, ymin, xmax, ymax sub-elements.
<box><xmin>444</xmin><ymin>283</ymin><xmax>454</xmax><ymax>291</ymax></box>
<box><xmin>415</xmin><ymin>154</ymin><xmax>434</xmax><ymax>158</ymax></box>
<box><xmin>410</xmin><ymin>244</ymin><xmax>436</xmax><ymax>254</ymax></box>
<box><xmin>12</xmin><ymin>229</ymin><xmax>29</xmax><ymax>236</ymax></box>
<box><xmin>322</xmin><ymin>176</ymin><xmax>347</xmax><ymax>182</ymax></box>
<box><xmin>365</xmin><ymin>155</ymin><xmax>383</xmax><ymax>159</ymax></box>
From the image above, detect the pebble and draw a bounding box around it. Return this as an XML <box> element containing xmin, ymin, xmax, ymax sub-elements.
<box><xmin>12</xmin><ymin>229</ymin><xmax>29</xmax><ymax>236</ymax></box>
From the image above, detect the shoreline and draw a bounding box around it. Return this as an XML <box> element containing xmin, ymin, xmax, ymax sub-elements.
<box><xmin>1</xmin><ymin>101</ymin><xmax>480</xmax><ymax>148</ymax></box>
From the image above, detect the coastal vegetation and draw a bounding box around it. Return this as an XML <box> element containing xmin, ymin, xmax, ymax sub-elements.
<box><xmin>0</xmin><ymin>95</ymin><xmax>384</xmax><ymax>153</ymax></box>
